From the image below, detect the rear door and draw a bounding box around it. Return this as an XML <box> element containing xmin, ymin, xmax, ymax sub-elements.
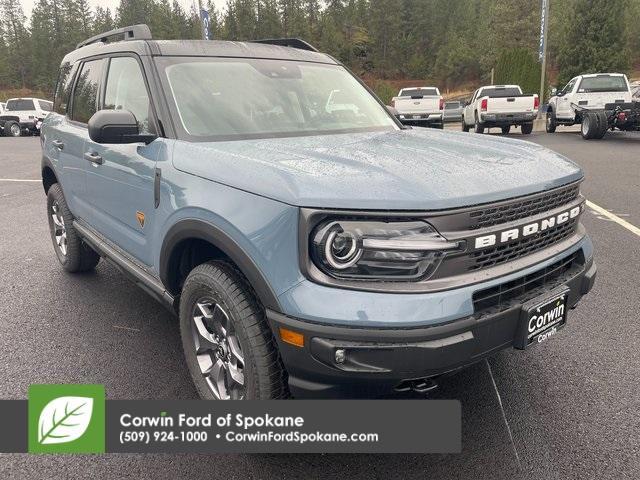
<box><xmin>83</xmin><ymin>55</ymin><xmax>160</xmax><ymax>267</ymax></box>
<box><xmin>44</xmin><ymin>59</ymin><xmax>105</xmax><ymax>217</ymax></box>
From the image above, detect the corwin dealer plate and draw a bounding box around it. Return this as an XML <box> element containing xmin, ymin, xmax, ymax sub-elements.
<box><xmin>515</xmin><ymin>288</ymin><xmax>569</xmax><ymax>349</ymax></box>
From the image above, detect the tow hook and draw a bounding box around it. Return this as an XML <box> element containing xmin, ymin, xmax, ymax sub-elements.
<box><xmin>395</xmin><ymin>377</ymin><xmax>439</xmax><ymax>395</ymax></box>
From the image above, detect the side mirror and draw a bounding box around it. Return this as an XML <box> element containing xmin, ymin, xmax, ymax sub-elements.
<box><xmin>88</xmin><ymin>110</ymin><xmax>156</xmax><ymax>144</ymax></box>
<box><xmin>386</xmin><ymin>105</ymin><xmax>399</xmax><ymax>116</ymax></box>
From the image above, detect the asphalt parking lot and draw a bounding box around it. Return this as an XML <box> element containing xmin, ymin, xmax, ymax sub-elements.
<box><xmin>1</xmin><ymin>129</ymin><xmax>639</xmax><ymax>479</ymax></box>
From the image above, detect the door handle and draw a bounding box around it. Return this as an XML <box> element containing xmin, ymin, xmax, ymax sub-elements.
<box><xmin>52</xmin><ymin>140</ymin><xmax>64</xmax><ymax>150</ymax></box>
<box><xmin>84</xmin><ymin>152</ymin><xmax>103</xmax><ymax>165</ymax></box>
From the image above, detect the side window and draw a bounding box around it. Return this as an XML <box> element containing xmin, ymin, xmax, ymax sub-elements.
<box><xmin>39</xmin><ymin>101</ymin><xmax>53</xmax><ymax>112</ymax></box>
<box><xmin>104</xmin><ymin>57</ymin><xmax>154</xmax><ymax>134</ymax></box>
<box><xmin>71</xmin><ymin>59</ymin><xmax>104</xmax><ymax>124</ymax></box>
<box><xmin>53</xmin><ymin>62</ymin><xmax>78</xmax><ymax>115</ymax></box>
<box><xmin>562</xmin><ymin>79</ymin><xmax>576</xmax><ymax>95</ymax></box>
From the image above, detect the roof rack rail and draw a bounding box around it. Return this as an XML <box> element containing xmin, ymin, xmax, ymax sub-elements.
<box><xmin>76</xmin><ymin>24</ymin><xmax>152</xmax><ymax>50</ymax></box>
<box><xmin>251</xmin><ymin>38</ymin><xmax>318</xmax><ymax>52</ymax></box>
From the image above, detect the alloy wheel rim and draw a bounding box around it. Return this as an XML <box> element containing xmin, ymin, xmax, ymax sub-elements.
<box><xmin>51</xmin><ymin>202</ymin><xmax>67</xmax><ymax>256</ymax></box>
<box><xmin>10</xmin><ymin>124</ymin><xmax>20</xmax><ymax>136</ymax></box>
<box><xmin>191</xmin><ymin>299</ymin><xmax>245</xmax><ymax>400</ymax></box>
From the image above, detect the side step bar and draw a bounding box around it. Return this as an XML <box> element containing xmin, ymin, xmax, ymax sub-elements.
<box><xmin>73</xmin><ymin>221</ymin><xmax>176</xmax><ymax>313</ymax></box>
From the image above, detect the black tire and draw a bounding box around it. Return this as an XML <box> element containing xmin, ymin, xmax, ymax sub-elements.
<box><xmin>595</xmin><ymin>111</ymin><xmax>609</xmax><ymax>139</ymax></box>
<box><xmin>435</xmin><ymin>122</ymin><xmax>444</xmax><ymax>129</ymax></box>
<box><xmin>474</xmin><ymin>113</ymin><xmax>485</xmax><ymax>134</ymax></box>
<box><xmin>521</xmin><ymin>122</ymin><xmax>533</xmax><ymax>135</ymax></box>
<box><xmin>501</xmin><ymin>126</ymin><xmax>511</xmax><ymax>134</ymax></box>
<box><xmin>5</xmin><ymin>122</ymin><xmax>21</xmax><ymax>137</ymax></box>
<box><xmin>46</xmin><ymin>184</ymin><xmax>101</xmax><ymax>272</ymax></box>
<box><xmin>581</xmin><ymin>112</ymin><xmax>598</xmax><ymax>139</ymax></box>
<box><xmin>179</xmin><ymin>261</ymin><xmax>288</xmax><ymax>400</ymax></box>
<box><xmin>461</xmin><ymin>118</ymin><xmax>470</xmax><ymax>132</ymax></box>
<box><xmin>546</xmin><ymin>110</ymin><xmax>557</xmax><ymax>133</ymax></box>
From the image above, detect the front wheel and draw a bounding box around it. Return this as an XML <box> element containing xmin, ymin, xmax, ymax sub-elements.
<box><xmin>501</xmin><ymin>126</ymin><xmax>511</xmax><ymax>134</ymax></box>
<box><xmin>461</xmin><ymin>118</ymin><xmax>470</xmax><ymax>132</ymax></box>
<box><xmin>179</xmin><ymin>261</ymin><xmax>288</xmax><ymax>400</ymax></box>
<box><xmin>5</xmin><ymin>122</ymin><xmax>21</xmax><ymax>137</ymax></box>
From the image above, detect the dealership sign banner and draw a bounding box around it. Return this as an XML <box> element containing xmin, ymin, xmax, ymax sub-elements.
<box><xmin>0</xmin><ymin>385</ymin><xmax>461</xmax><ymax>454</ymax></box>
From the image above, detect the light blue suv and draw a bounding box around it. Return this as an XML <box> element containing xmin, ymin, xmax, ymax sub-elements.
<box><xmin>41</xmin><ymin>25</ymin><xmax>596</xmax><ymax>399</ymax></box>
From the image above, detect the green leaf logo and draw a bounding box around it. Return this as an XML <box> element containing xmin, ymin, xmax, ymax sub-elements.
<box><xmin>37</xmin><ymin>396</ymin><xmax>94</xmax><ymax>445</ymax></box>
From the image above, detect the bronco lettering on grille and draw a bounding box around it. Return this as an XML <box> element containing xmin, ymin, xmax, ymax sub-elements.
<box><xmin>473</xmin><ymin>204</ymin><xmax>583</xmax><ymax>250</ymax></box>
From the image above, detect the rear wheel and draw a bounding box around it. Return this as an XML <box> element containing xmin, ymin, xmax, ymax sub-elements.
<box><xmin>521</xmin><ymin>122</ymin><xmax>533</xmax><ymax>135</ymax></box>
<box><xmin>501</xmin><ymin>126</ymin><xmax>511</xmax><ymax>134</ymax></box>
<box><xmin>474</xmin><ymin>114</ymin><xmax>485</xmax><ymax>134</ymax></box>
<box><xmin>46</xmin><ymin>184</ymin><xmax>100</xmax><ymax>272</ymax></box>
<box><xmin>546</xmin><ymin>110</ymin><xmax>557</xmax><ymax>133</ymax></box>
<box><xmin>595</xmin><ymin>111</ymin><xmax>609</xmax><ymax>139</ymax></box>
<box><xmin>581</xmin><ymin>112</ymin><xmax>598</xmax><ymax>139</ymax></box>
<box><xmin>179</xmin><ymin>261</ymin><xmax>288</xmax><ymax>400</ymax></box>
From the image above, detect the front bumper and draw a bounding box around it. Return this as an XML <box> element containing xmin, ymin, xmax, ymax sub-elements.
<box><xmin>268</xmin><ymin>251</ymin><xmax>596</xmax><ymax>398</ymax></box>
<box><xmin>480</xmin><ymin>112</ymin><xmax>537</xmax><ymax>126</ymax></box>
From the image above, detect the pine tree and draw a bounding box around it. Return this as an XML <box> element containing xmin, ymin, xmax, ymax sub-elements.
<box><xmin>554</xmin><ymin>0</ymin><xmax>630</xmax><ymax>84</ymax></box>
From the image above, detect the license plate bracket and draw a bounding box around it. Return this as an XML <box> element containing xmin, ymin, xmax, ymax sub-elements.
<box><xmin>514</xmin><ymin>287</ymin><xmax>569</xmax><ymax>350</ymax></box>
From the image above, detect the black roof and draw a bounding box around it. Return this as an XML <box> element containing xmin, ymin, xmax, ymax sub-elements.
<box><xmin>64</xmin><ymin>25</ymin><xmax>336</xmax><ymax>65</ymax></box>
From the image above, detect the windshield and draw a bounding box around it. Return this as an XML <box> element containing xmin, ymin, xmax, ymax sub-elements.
<box><xmin>6</xmin><ymin>99</ymin><xmax>35</xmax><ymax>111</ymax></box>
<box><xmin>445</xmin><ymin>102</ymin><xmax>460</xmax><ymax>109</ymax></box>
<box><xmin>578</xmin><ymin>75</ymin><xmax>628</xmax><ymax>93</ymax></box>
<box><xmin>158</xmin><ymin>58</ymin><xmax>396</xmax><ymax>140</ymax></box>
<box><xmin>480</xmin><ymin>87</ymin><xmax>522</xmax><ymax>98</ymax></box>
<box><xmin>400</xmin><ymin>88</ymin><xmax>438</xmax><ymax>97</ymax></box>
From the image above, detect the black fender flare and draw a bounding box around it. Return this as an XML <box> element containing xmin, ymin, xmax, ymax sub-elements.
<box><xmin>159</xmin><ymin>219</ymin><xmax>282</xmax><ymax>312</ymax></box>
<box><xmin>41</xmin><ymin>155</ymin><xmax>59</xmax><ymax>194</ymax></box>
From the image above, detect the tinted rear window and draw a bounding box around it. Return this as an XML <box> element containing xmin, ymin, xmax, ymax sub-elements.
<box><xmin>6</xmin><ymin>99</ymin><xmax>35</xmax><ymax>111</ymax></box>
<box><xmin>480</xmin><ymin>87</ymin><xmax>522</xmax><ymax>98</ymax></box>
<box><xmin>578</xmin><ymin>76</ymin><xmax>628</xmax><ymax>93</ymax></box>
<box><xmin>401</xmin><ymin>88</ymin><xmax>438</xmax><ymax>97</ymax></box>
<box><xmin>445</xmin><ymin>102</ymin><xmax>460</xmax><ymax>109</ymax></box>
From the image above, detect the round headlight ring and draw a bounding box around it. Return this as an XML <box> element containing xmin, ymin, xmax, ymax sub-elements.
<box><xmin>324</xmin><ymin>229</ymin><xmax>362</xmax><ymax>270</ymax></box>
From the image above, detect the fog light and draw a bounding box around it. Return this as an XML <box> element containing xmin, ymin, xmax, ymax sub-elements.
<box><xmin>335</xmin><ymin>349</ymin><xmax>346</xmax><ymax>364</ymax></box>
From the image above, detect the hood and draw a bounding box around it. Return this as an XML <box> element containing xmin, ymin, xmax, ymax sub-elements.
<box><xmin>172</xmin><ymin>128</ymin><xmax>583</xmax><ymax>210</ymax></box>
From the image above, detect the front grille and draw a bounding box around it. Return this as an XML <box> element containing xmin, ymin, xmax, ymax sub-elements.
<box><xmin>468</xmin><ymin>183</ymin><xmax>580</xmax><ymax>230</ymax></box>
<box><xmin>468</xmin><ymin>217</ymin><xmax>579</xmax><ymax>271</ymax></box>
<box><xmin>472</xmin><ymin>250</ymin><xmax>582</xmax><ymax>319</ymax></box>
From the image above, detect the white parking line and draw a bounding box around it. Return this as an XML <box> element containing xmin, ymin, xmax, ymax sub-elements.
<box><xmin>486</xmin><ymin>359</ymin><xmax>522</xmax><ymax>471</ymax></box>
<box><xmin>0</xmin><ymin>178</ymin><xmax>40</xmax><ymax>182</ymax></box>
<box><xmin>586</xmin><ymin>200</ymin><xmax>640</xmax><ymax>237</ymax></box>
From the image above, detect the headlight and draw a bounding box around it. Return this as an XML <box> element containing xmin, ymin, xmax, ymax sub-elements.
<box><xmin>310</xmin><ymin>220</ymin><xmax>461</xmax><ymax>281</ymax></box>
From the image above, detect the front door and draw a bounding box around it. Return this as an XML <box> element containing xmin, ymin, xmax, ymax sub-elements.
<box><xmin>84</xmin><ymin>55</ymin><xmax>160</xmax><ymax>267</ymax></box>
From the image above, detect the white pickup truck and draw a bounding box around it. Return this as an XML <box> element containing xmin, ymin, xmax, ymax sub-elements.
<box><xmin>462</xmin><ymin>85</ymin><xmax>538</xmax><ymax>134</ymax></box>
<box><xmin>391</xmin><ymin>87</ymin><xmax>444</xmax><ymax>128</ymax></box>
<box><xmin>0</xmin><ymin>97</ymin><xmax>53</xmax><ymax>136</ymax></box>
<box><xmin>546</xmin><ymin>73</ymin><xmax>633</xmax><ymax>133</ymax></box>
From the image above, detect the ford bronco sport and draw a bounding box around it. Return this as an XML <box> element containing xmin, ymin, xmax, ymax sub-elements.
<box><xmin>41</xmin><ymin>25</ymin><xmax>596</xmax><ymax>400</ymax></box>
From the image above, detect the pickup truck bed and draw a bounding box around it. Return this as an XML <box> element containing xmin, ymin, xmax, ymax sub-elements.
<box><xmin>392</xmin><ymin>87</ymin><xmax>444</xmax><ymax>128</ymax></box>
<box><xmin>463</xmin><ymin>85</ymin><xmax>538</xmax><ymax>134</ymax></box>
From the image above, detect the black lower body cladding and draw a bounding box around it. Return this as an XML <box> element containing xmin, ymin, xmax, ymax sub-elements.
<box><xmin>267</xmin><ymin>253</ymin><xmax>596</xmax><ymax>398</ymax></box>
